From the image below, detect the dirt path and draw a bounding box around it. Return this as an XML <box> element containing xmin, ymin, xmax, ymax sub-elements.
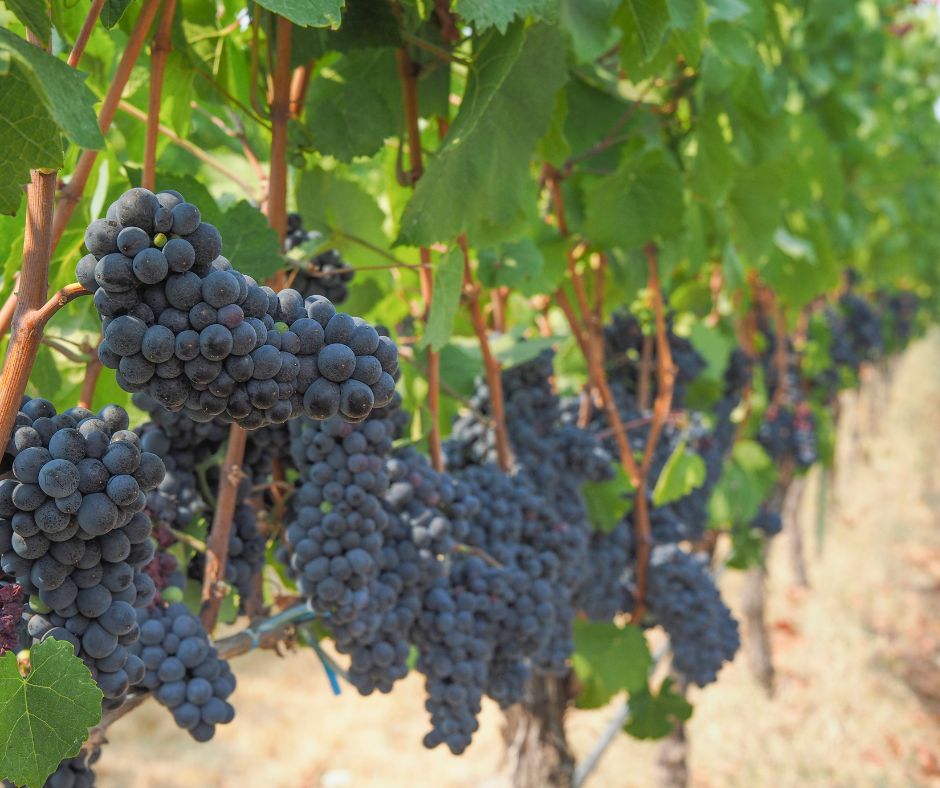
<box><xmin>98</xmin><ymin>336</ymin><xmax>940</xmax><ymax>787</ymax></box>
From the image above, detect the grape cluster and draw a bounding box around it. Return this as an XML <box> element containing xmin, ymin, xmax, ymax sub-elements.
<box><xmin>283</xmin><ymin>415</ymin><xmax>392</xmax><ymax>622</ymax></box>
<box><xmin>758</xmin><ymin>403</ymin><xmax>817</xmax><ymax>469</ymax></box>
<box><xmin>749</xmin><ymin>506</ymin><xmax>783</xmax><ymax>537</ymax></box>
<box><xmin>0</xmin><ymin>399</ymin><xmax>164</xmax><ymax>701</ymax></box>
<box><xmin>5</xmin><ymin>749</ymin><xmax>100</xmax><ymax>788</ymax></box>
<box><xmin>285</xmin><ymin>214</ymin><xmax>355</xmax><ymax>304</ymax></box>
<box><xmin>646</xmin><ymin>545</ymin><xmax>740</xmax><ymax>687</ymax></box>
<box><xmin>78</xmin><ymin>188</ymin><xmax>397</xmax><ymax>427</ymax></box>
<box><xmin>0</xmin><ymin>582</ymin><xmax>24</xmax><ymax>653</ymax></box>
<box><xmin>130</xmin><ymin>600</ymin><xmax>236</xmax><ymax>741</ymax></box>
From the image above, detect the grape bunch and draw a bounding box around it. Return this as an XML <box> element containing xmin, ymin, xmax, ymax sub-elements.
<box><xmin>646</xmin><ymin>545</ymin><xmax>740</xmax><ymax>687</ymax></box>
<box><xmin>283</xmin><ymin>414</ymin><xmax>393</xmax><ymax>622</ymax></box>
<box><xmin>286</xmin><ymin>213</ymin><xmax>355</xmax><ymax>305</ymax></box>
<box><xmin>131</xmin><ymin>599</ymin><xmax>236</xmax><ymax>741</ymax></box>
<box><xmin>758</xmin><ymin>403</ymin><xmax>817</xmax><ymax>469</ymax></box>
<box><xmin>749</xmin><ymin>506</ymin><xmax>783</xmax><ymax>537</ymax></box>
<box><xmin>0</xmin><ymin>398</ymin><xmax>164</xmax><ymax>701</ymax></box>
<box><xmin>78</xmin><ymin>188</ymin><xmax>397</xmax><ymax>427</ymax></box>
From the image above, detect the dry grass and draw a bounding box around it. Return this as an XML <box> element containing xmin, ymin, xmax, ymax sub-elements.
<box><xmin>98</xmin><ymin>336</ymin><xmax>940</xmax><ymax>787</ymax></box>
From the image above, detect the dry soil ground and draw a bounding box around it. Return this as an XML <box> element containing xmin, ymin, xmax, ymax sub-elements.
<box><xmin>97</xmin><ymin>335</ymin><xmax>940</xmax><ymax>788</ymax></box>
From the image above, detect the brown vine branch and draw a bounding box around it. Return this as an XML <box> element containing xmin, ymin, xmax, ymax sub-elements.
<box><xmin>631</xmin><ymin>246</ymin><xmax>676</xmax><ymax>623</ymax></box>
<box><xmin>142</xmin><ymin>0</ymin><xmax>178</xmax><ymax>190</ymax></box>
<box><xmin>199</xmin><ymin>425</ymin><xmax>248</xmax><ymax>630</ymax></box>
<box><xmin>637</xmin><ymin>335</ymin><xmax>653</xmax><ymax>411</ymax></box>
<box><xmin>396</xmin><ymin>44</ymin><xmax>443</xmax><ymax>472</ymax></box>
<box><xmin>52</xmin><ymin>0</ymin><xmax>161</xmax><ymax>249</ymax></box>
<box><xmin>78</xmin><ymin>342</ymin><xmax>103</xmax><ymax>410</ymax></box>
<box><xmin>265</xmin><ymin>14</ymin><xmax>293</xmax><ymax>280</ymax></box>
<box><xmin>0</xmin><ymin>171</ymin><xmax>59</xmax><ymax>450</ymax></box>
<box><xmin>67</xmin><ymin>0</ymin><xmax>106</xmax><ymax>68</ymax></box>
<box><xmin>289</xmin><ymin>62</ymin><xmax>314</xmax><ymax>118</ymax></box>
<box><xmin>460</xmin><ymin>236</ymin><xmax>514</xmax><ymax>472</ymax></box>
<box><xmin>119</xmin><ymin>102</ymin><xmax>258</xmax><ymax>199</ymax></box>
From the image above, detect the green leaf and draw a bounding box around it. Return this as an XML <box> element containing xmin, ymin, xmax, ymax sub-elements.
<box><xmin>490</xmin><ymin>332</ymin><xmax>559</xmax><ymax>367</ymax></box>
<box><xmin>559</xmin><ymin>0</ymin><xmax>620</xmax><ymax>62</ymax></box>
<box><xmin>291</xmin><ymin>0</ymin><xmax>401</xmax><ymax>61</ymax></box>
<box><xmin>28</xmin><ymin>345</ymin><xmax>63</xmax><ymax>403</ymax></box>
<box><xmin>396</xmin><ymin>23</ymin><xmax>568</xmax><ymax>247</ymax></box>
<box><xmin>623</xmin><ymin>677</ymin><xmax>692</xmax><ymax>739</ymax></box>
<box><xmin>0</xmin><ymin>638</ymin><xmax>102</xmax><ymax>788</ymax></box>
<box><xmin>686</xmin><ymin>321</ymin><xmax>732</xmax><ymax>382</ymax></box>
<box><xmin>420</xmin><ymin>247</ymin><xmax>464</xmax><ymax>352</ymax></box>
<box><xmin>584</xmin><ymin>146</ymin><xmax>685</xmax><ymax>250</ymax></box>
<box><xmin>453</xmin><ymin>0</ymin><xmax>558</xmax><ymax>33</ymax></box>
<box><xmin>667</xmin><ymin>0</ymin><xmax>705</xmax><ymax>65</ymax></box>
<box><xmin>101</xmin><ymin>0</ymin><xmax>133</xmax><ymax>28</ymax></box>
<box><xmin>216</xmin><ymin>201</ymin><xmax>282</xmax><ymax>283</ymax></box>
<box><xmin>304</xmin><ymin>50</ymin><xmax>402</xmax><ymax>161</ymax></box>
<box><xmin>0</xmin><ymin>28</ymin><xmax>103</xmax><ymax>150</ymax></box>
<box><xmin>255</xmin><ymin>0</ymin><xmax>344</xmax><ymax>27</ymax></box>
<box><xmin>691</xmin><ymin>108</ymin><xmax>737</xmax><ymax>202</ymax></box>
<box><xmin>727</xmin><ymin>157</ymin><xmax>791</xmax><ymax>260</ymax></box>
<box><xmin>0</xmin><ymin>64</ymin><xmax>62</xmax><ymax>215</ymax></box>
<box><xmin>572</xmin><ymin>621</ymin><xmax>650</xmax><ymax>709</ymax></box>
<box><xmin>5</xmin><ymin>0</ymin><xmax>51</xmax><ymax>45</ymax></box>
<box><xmin>581</xmin><ymin>465</ymin><xmax>634</xmax><ymax>533</ymax></box>
<box><xmin>652</xmin><ymin>441</ymin><xmax>706</xmax><ymax>506</ymax></box>
<box><xmin>537</xmin><ymin>88</ymin><xmax>570</xmax><ymax>167</ymax></box>
<box><xmin>613</xmin><ymin>0</ymin><xmax>670</xmax><ymax>67</ymax></box>
<box><xmin>296</xmin><ymin>165</ymin><xmax>388</xmax><ymax>254</ymax></box>
<box><xmin>478</xmin><ymin>238</ymin><xmax>544</xmax><ymax>295</ymax></box>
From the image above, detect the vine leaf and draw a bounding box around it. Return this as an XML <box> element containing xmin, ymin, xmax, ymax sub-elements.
<box><xmin>652</xmin><ymin>441</ymin><xmax>705</xmax><ymax>506</ymax></box>
<box><xmin>623</xmin><ymin>677</ymin><xmax>693</xmax><ymax>739</ymax></box>
<box><xmin>396</xmin><ymin>22</ymin><xmax>568</xmax><ymax>248</ymax></box>
<box><xmin>572</xmin><ymin>621</ymin><xmax>650</xmax><ymax>709</ymax></box>
<box><xmin>613</xmin><ymin>0</ymin><xmax>670</xmax><ymax>67</ymax></box>
<box><xmin>453</xmin><ymin>0</ymin><xmax>558</xmax><ymax>33</ymax></box>
<box><xmin>420</xmin><ymin>248</ymin><xmax>464</xmax><ymax>353</ymax></box>
<box><xmin>296</xmin><ymin>166</ymin><xmax>388</xmax><ymax>254</ymax></box>
<box><xmin>581</xmin><ymin>465</ymin><xmax>635</xmax><ymax>533</ymax></box>
<box><xmin>216</xmin><ymin>202</ymin><xmax>282</xmax><ymax>283</ymax></box>
<box><xmin>254</xmin><ymin>0</ymin><xmax>344</xmax><ymax>27</ymax></box>
<box><xmin>0</xmin><ymin>28</ymin><xmax>103</xmax><ymax>149</ymax></box>
<box><xmin>101</xmin><ymin>0</ymin><xmax>133</xmax><ymax>28</ymax></box>
<box><xmin>477</xmin><ymin>238</ymin><xmax>544</xmax><ymax>295</ymax></box>
<box><xmin>304</xmin><ymin>49</ymin><xmax>402</xmax><ymax>162</ymax></box>
<box><xmin>0</xmin><ymin>64</ymin><xmax>62</xmax><ymax>215</ymax></box>
<box><xmin>5</xmin><ymin>0</ymin><xmax>50</xmax><ymax>45</ymax></box>
<box><xmin>584</xmin><ymin>146</ymin><xmax>685</xmax><ymax>249</ymax></box>
<box><xmin>559</xmin><ymin>0</ymin><xmax>620</xmax><ymax>63</ymax></box>
<box><xmin>0</xmin><ymin>639</ymin><xmax>102</xmax><ymax>788</ymax></box>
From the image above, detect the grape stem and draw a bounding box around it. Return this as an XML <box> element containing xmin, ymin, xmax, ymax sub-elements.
<box><xmin>200</xmin><ymin>426</ymin><xmax>248</xmax><ymax>631</ymax></box>
<box><xmin>77</xmin><ymin>341</ymin><xmax>103</xmax><ymax>410</ymax></box>
<box><xmin>396</xmin><ymin>43</ymin><xmax>443</xmax><ymax>472</ymax></box>
<box><xmin>52</xmin><ymin>0</ymin><xmax>162</xmax><ymax>250</ymax></box>
<box><xmin>41</xmin><ymin>336</ymin><xmax>93</xmax><ymax>364</ymax></box>
<box><xmin>460</xmin><ymin>235</ymin><xmax>515</xmax><ymax>472</ymax></box>
<box><xmin>190</xmin><ymin>103</ymin><xmax>268</xmax><ymax>186</ymax></box>
<box><xmin>67</xmin><ymin>0</ymin><xmax>106</xmax><ymax>68</ymax></box>
<box><xmin>142</xmin><ymin>0</ymin><xmax>178</xmax><ymax>191</ymax></box>
<box><xmin>545</xmin><ymin>168</ymin><xmax>640</xmax><ymax>486</ymax></box>
<box><xmin>631</xmin><ymin>245</ymin><xmax>676</xmax><ymax>624</ymax></box>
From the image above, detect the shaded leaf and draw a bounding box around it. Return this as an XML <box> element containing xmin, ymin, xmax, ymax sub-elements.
<box><xmin>0</xmin><ymin>64</ymin><xmax>62</xmax><ymax>215</ymax></box>
<box><xmin>304</xmin><ymin>49</ymin><xmax>402</xmax><ymax>161</ymax></box>
<box><xmin>613</xmin><ymin>0</ymin><xmax>670</xmax><ymax>67</ymax></box>
<box><xmin>101</xmin><ymin>0</ymin><xmax>133</xmax><ymax>28</ymax></box>
<box><xmin>216</xmin><ymin>201</ymin><xmax>282</xmax><ymax>282</ymax></box>
<box><xmin>572</xmin><ymin>621</ymin><xmax>650</xmax><ymax>709</ymax></box>
<box><xmin>0</xmin><ymin>28</ymin><xmax>103</xmax><ymax>150</ymax></box>
<box><xmin>478</xmin><ymin>238</ymin><xmax>544</xmax><ymax>295</ymax></box>
<box><xmin>453</xmin><ymin>0</ymin><xmax>558</xmax><ymax>33</ymax></box>
<box><xmin>420</xmin><ymin>247</ymin><xmax>464</xmax><ymax>352</ymax></box>
<box><xmin>581</xmin><ymin>465</ymin><xmax>634</xmax><ymax>533</ymax></box>
<box><xmin>559</xmin><ymin>0</ymin><xmax>620</xmax><ymax>62</ymax></box>
<box><xmin>396</xmin><ymin>23</ymin><xmax>568</xmax><ymax>247</ymax></box>
<box><xmin>584</xmin><ymin>146</ymin><xmax>685</xmax><ymax>250</ymax></box>
<box><xmin>255</xmin><ymin>0</ymin><xmax>344</xmax><ymax>27</ymax></box>
<box><xmin>5</xmin><ymin>0</ymin><xmax>50</xmax><ymax>45</ymax></box>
